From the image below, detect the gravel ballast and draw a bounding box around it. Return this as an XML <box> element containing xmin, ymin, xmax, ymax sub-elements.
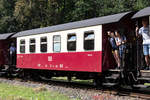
<box><xmin>0</xmin><ymin>78</ymin><xmax>148</xmax><ymax>100</ymax></box>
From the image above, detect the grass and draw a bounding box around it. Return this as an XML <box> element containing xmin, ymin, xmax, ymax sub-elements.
<box><xmin>0</xmin><ymin>83</ymin><xmax>78</xmax><ymax>100</ymax></box>
<box><xmin>51</xmin><ymin>77</ymin><xmax>93</xmax><ymax>85</ymax></box>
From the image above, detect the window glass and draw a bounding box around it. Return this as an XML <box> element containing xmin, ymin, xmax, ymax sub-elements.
<box><xmin>54</xmin><ymin>43</ymin><xmax>61</xmax><ymax>52</ymax></box>
<box><xmin>30</xmin><ymin>39</ymin><xmax>35</xmax><ymax>43</ymax></box>
<box><xmin>20</xmin><ymin>40</ymin><xmax>25</xmax><ymax>53</ymax></box>
<box><xmin>53</xmin><ymin>35</ymin><xmax>61</xmax><ymax>52</ymax></box>
<box><xmin>54</xmin><ymin>35</ymin><xmax>61</xmax><ymax>41</ymax></box>
<box><xmin>40</xmin><ymin>37</ymin><xmax>47</xmax><ymax>52</ymax></box>
<box><xmin>85</xmin><ymin>34</ymin><xmax>94</xmax><ymax>40</ymax></box>
<box><xmin>41</xmin><ymin>37</ymin><xmax>47</xmax><ymax>42</ymax></box>
<box><xmin>67</xmin><ymin>34</ymin><xmax>76</xmax><ymax>51</ymax></box>
<box><xmin>30</xmin><ymin>38</ymin><xmax>36</xmax><ymax>53</ymax></box>
<box><xmin>84</xmin><ymin>31</ymin><xmax>95</xmax><ymax>50</ymax></box>
<box><xmin>20</xmin><ymin>40</ymin><xmax>25</xmax><ymax>44</ymax></box>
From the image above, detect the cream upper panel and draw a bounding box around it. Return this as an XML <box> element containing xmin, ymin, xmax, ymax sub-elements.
<box><xmin>17</xmin><ymin>25</ymin><xmax>102</xmax><ymax>54</ymax></box>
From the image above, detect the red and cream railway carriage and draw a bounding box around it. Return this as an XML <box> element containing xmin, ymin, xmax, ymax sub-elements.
<box><xmin>11</xmin><ymin>12</ymin><xmax>134</xmax><ymax>81</ymax></box>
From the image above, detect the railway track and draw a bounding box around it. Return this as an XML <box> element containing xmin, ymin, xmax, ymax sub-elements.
<box><xmin>0</xmin><ymin>75</ymin><xmax>150</xmax><ymax>100</ymax></box>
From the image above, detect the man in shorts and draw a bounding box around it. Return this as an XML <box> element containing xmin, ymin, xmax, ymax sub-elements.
<box><xmin>136</xmin><ymin>18</ymin><xmax>150</xmax><ymax>70</ymax></box>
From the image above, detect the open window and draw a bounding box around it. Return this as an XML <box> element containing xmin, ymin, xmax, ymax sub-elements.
<box><xmin>67</xmin><ymin>34</ymin><xmax>76</xmax><ymax>51</ymax></box>
<box><xmin>40</xmin><ymin>37</ymin><xmax>47</xmax><ymax>53</ymax></box>
<box><xmin>84</xmin><ymin>31</ymin><xmax>95</xmax><ymax>50</ymax></box>
<box><xmin>29</xmin><ymin>38</ymin><xmax>36</xmax><ymax>53</ymax></box>
<box><xmin>20</xmin><ymin>39</ymin><xmax>25</xmax><ymax>53</ymax></box>
<box><xmin>53</xmin><ymin>35</ymin><xmax>61</xmax><ymax>52</ymax></box>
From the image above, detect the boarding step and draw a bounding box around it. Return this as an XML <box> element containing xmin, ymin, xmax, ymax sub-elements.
<box><xmin>133</xmin><ymin>84</ymin><xmax>149</xmax><ymax>88</ymax></box>
<box><xmin>140</xmin><ymin>70</ymin><xmax>150</xmax><ymax>77</ymax></box>
<box><xmin>1</xmin><ymin>68</ymin><xmax>8</xmax><ymax>71</ymax></box>
<box><xmin>138</xmin><ymin>77</ymin><xmax>150</xmax><ymax>81</ymax></box>
<box><xmin>108</xmin><ymin>69</ymin><xmax>124</xmax><ymax>74</ymax></box>
<box><xmin>105</xmin><ymin>74</ymin><xmax>120</xmax><ymax>80</ymax></box>
<box><xmin>0</xmin><ymin>71</ymin><xmax>6</xmax><ymax>75</ymax></box>
<box><xmin>1</xmin><ymin>65</ymin><xmax>9</xmax><ymax>71</ymax></box>
<box><xmin>140</xmin><ymin>70</ymin><xmax>150</xmax><ymax>73</ymax></box>
<box><xmin>108</xmin><ymin>69</ymin><xmax>121</xmax><ymax>72</ymax></box>
<box><xmin>102</xmin><ymin>82</ymin><xmax>118</xmax><ymax>86</ymax></box>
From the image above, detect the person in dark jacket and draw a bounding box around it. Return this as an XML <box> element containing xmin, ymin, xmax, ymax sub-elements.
<box><xmin>9</xmin><ymin>43</ymin><xmax>16</xmax><ymax>65</ymax></box>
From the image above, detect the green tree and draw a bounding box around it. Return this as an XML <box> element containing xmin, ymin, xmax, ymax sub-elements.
<box><xmin>133</xmin><ymin>0</ymin><xmax>150</xmax><ymax>10</ymax></box>
<box><xmin>14</xmin><ymin>0</ymin><xmax>62</xmax><ymax>31</ymax></box>
<box><xmin>67</xmin><ymin>0</ymin><xmax>98</xmax><ymax>21</ymax></box>
<box><xmin>0</xmin><ymin>0</ymin><xmax>16</xmax><ymax>33</ymax></box>
<box><xmin>0</xmin><ymin>0</ymin><xmax>150</xmax><ymax>34</ymax></box>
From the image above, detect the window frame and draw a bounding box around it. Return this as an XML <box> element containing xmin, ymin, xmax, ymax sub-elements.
<box><xmin>40</xmin><ymin>37</ymin><xmax>47</xmax><ymax>53</ymax></box>
<box><xmin>83</xmin><ymin>30</ymin><xmax>95</xmax><ymax>51</ymax></box>
<box><xmin>29</xmin><ymin>38</ymin><xmax>36</xmax><ymax>53</ymax></box>
<box><xmin>53</xmin><ymin>35</ymin><xmax>61</xmax><ymax>52</ymax></box>
<box><xmin>67</xmin><ymin>33</ymin><xmax>77</xmax><ymax>51</ymax></box>
<box><xmin>20</xmin><ymin>39</ymin><xmax>26</xmax><ymax>53</ymax></box>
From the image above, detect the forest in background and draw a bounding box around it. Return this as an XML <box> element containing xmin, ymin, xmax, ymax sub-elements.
<box><xmin>0</xmin><ymin>0</ymin><xmax>150</xmax><ymax>34</ymax></box>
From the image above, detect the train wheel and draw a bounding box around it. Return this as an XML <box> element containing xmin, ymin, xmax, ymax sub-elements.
<box><xmin>93</xmin><ymin>78</ymin><xmax>103</xmax><ymax>88</ymax></box>
<box><xmin>39</xmin><ymin>75</ymin><xmax>52</xmax><ymax>81</ymax></box>
<box><xmin>39</xmin><ymin>71</ymin><xmax>52</xmax><ymax>81</ymax></box>
<box><xmin>67</xmin><ymin>76</ymin><xmax>72</xmax><ymax>82</ymax></box>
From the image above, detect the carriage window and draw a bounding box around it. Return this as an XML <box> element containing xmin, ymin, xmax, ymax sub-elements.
<box><xmin>29</xmin><ymin>38</ymin><xmax>36</xmax><ymax>53</ymax></box>
<box><xmin>53</xmin><ymin>35</ymin><xmax>61</xmax><ymax>52</ymax></box>
<box><xmin>20</xmin><ymin>40</ymin><xmax>25</xmax><ymax>53</ymax></box>
<box><xmin>67</xmin><ymin>34</ymin><xmax>76</xmax><ymax>51</ymax></box>
<box><xmin>40</xmin><ymin>37</ymin><xmax>47</xmax><ymax>52</ymax></box>
<box><xmin>84</xmin><ymin>31</ymin><xmax>95</xmax><ymax>50</ymax></box>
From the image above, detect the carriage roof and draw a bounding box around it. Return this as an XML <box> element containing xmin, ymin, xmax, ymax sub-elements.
<box><xmin>12</xmin><ymin>12</ymin><xmax>131</xmax><ymax>38</ymax></box>
<box><xmin>0</xmin><ymin>33</ymin><xmax>14</xmax><ymax>40</ymax></box>
<box><xmin>132</xmin><ymin>7</ymin><xmax>150</xmax><ymax>19</ymax></box>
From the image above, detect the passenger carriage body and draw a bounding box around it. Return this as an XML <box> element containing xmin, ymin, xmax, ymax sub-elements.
<box><xmin>17</xmin><ymin>25</ymin><xmax>102</xmax><ymax>72</ymax></box>
<box><xmin>14</xmin><ymin>12</ymin><xmax>133</xmax><ymax>74</ymax></box>
<box><xmin>0</xmin><ymin>33</ymin><xmax>15</xmax><ymax>66</ymax></box>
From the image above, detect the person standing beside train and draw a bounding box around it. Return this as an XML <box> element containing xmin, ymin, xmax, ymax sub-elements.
<box><xmin>9</xmin><ymin>43</ymin><xmax>16</xmax><ymax>65</ymax></box>
<box><xmin>108</xmin><ymin>31</ymin><xmax>121</xmax><ymax>69</ymax></box>
<box><xmin>115</xmin><ymin>30</ymin><xmax>127</xmax><ymax>68</ymax></box>
<box><xmin>136</xmin><ymin>18</ymin><xmax>150</xmax><ymax>70</ymax></box>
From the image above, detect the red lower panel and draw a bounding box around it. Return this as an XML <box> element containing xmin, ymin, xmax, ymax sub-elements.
<box><xmin>0</xmin><ymin>40</ymin><xmax>10</xmax><ymax>66</ymax></box>
<box><xmin>17</xmin><ymin>51</ymin><xmax>102</xmax><ymax>72</ymax></box>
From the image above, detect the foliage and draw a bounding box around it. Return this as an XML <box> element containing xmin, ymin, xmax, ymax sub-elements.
<box><xmin>0</xmin><ymin>0</ymin><xmax>16</xmax><ymax>33</ymax></box>
<box><xmin>0</xmin><ymin>0</ymin><xmax>149</xmax><ymax>33</ymax></box>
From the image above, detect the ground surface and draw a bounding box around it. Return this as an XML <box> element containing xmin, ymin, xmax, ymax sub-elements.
<box><xmin>0</xmin><ymin>77</ymin><xmax>149</xmax><ymax>100</ymax></box>
<box><xmin>0</xmin><ymin>82</ymin><xmax>76</xmax><ymax>100</ymax></box>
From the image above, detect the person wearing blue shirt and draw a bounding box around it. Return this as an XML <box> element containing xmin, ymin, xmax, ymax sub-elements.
<box><xmin>10</xmin><ymin>43</ymin><xmax>16</xmax><ymax>55</ymax></box>
<box><xmin>9</xmin><ymin>43</ymin><xmax>16</xmax><ymax>65</ymax></box>
<box><xmin>136</xmin><ymin>18</ymin><xmax>150</xmax><ymax>70</ymax></box>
